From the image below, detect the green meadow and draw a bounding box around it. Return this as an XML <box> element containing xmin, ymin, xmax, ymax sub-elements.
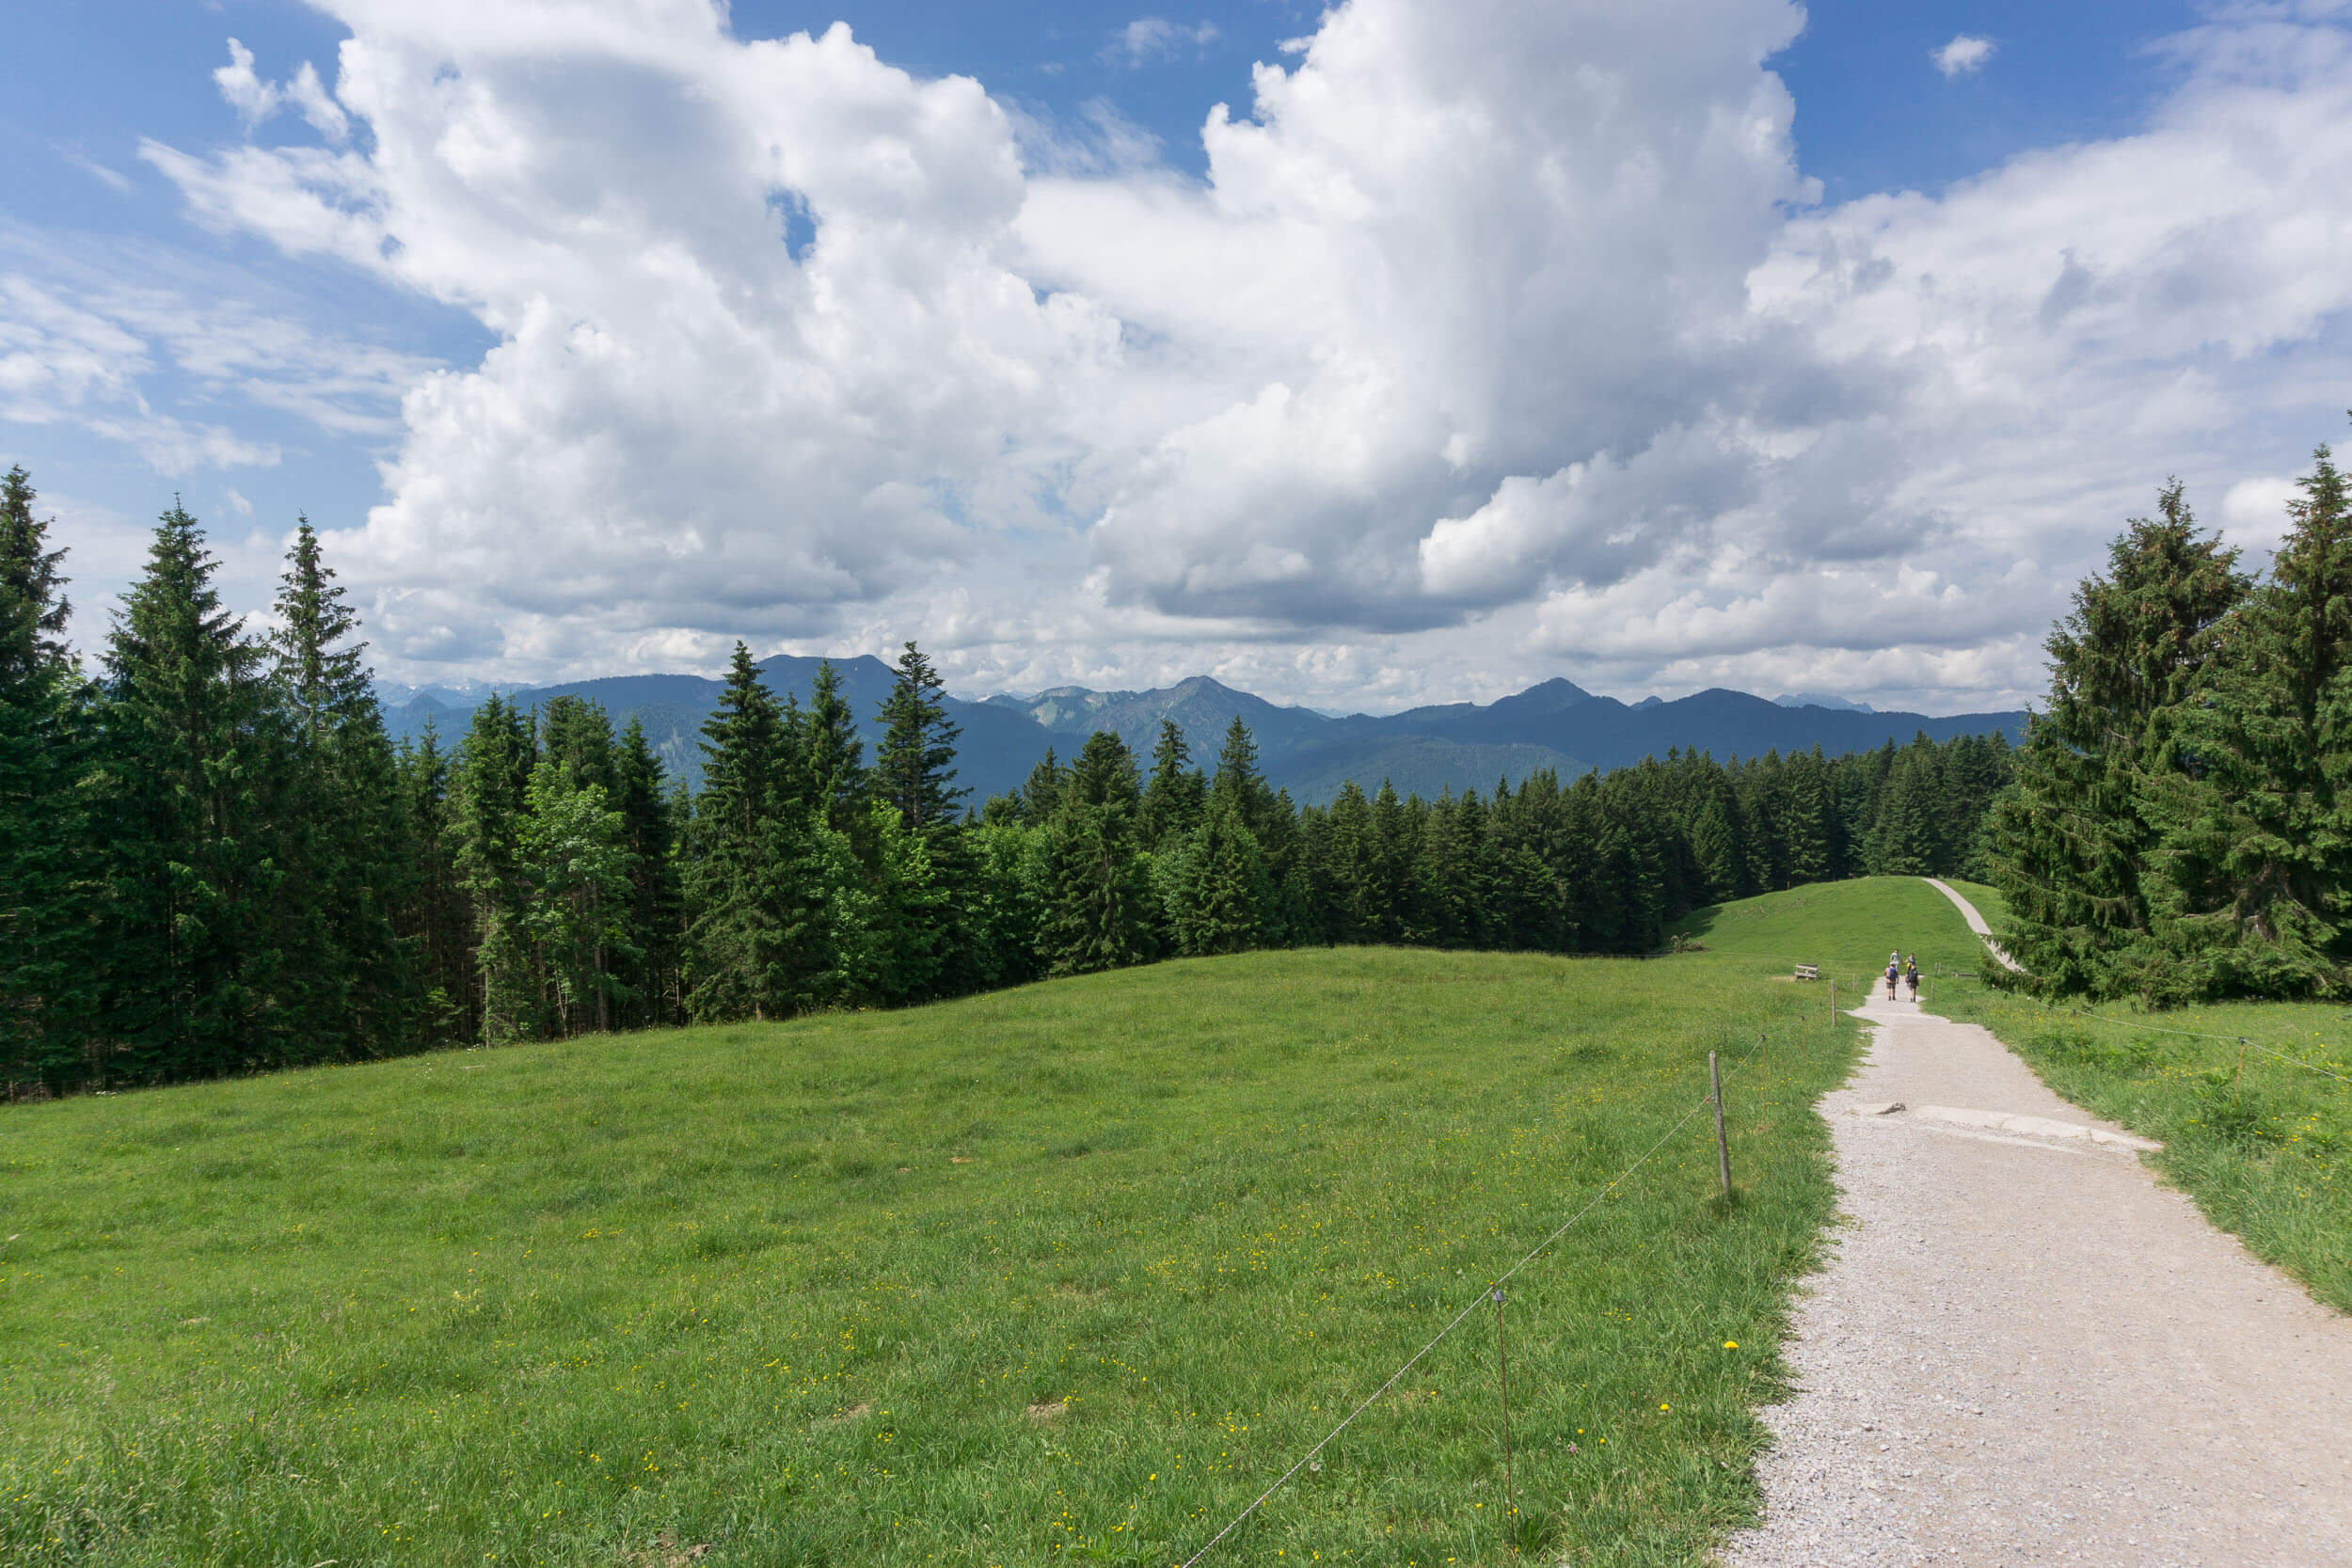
<box><xmin>2</xmin><ymin>919</ymin><xmax>1896</xmax><ymax>1566</ymax></box>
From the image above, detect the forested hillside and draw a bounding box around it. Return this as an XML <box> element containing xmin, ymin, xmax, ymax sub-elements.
<box><xmin>1992</xmin><ymin>428</ymin><xmax>2352</xmax><ymax>1002</ymax></box>
<box><xmin>1</xmin><ymin>469</ymin><xmax>2009</xmax><ymax>1095</ymax></box>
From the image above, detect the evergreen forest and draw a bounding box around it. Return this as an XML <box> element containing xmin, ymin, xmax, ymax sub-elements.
<box><xmin>1</xmin><ymin>473</ymin><xmax>2011</xmax><ymax>1095</ymax></box>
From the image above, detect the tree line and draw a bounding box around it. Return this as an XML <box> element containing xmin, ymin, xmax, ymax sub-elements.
<box><xmin>1991</xmin><ymin>428</ymin><xmax>2352</xmax><ymax>1002</ymax></box>
<box><xmin>1</xmin><ymin>473</ymin><xmax>2012</xmax><ymax>1094</ymax></box>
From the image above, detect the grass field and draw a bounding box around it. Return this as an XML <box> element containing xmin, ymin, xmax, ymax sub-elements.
<box><xmin>2</xmin><ymin>938</ymin><xmax>1875</xmax><ymax>1566</ymax></box>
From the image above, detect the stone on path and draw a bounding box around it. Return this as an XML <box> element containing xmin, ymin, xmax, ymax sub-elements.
<box><xmin>1722</xmin><ymin>990</ymin><xmax>2352</xmax><ymax>1567</ymax></box>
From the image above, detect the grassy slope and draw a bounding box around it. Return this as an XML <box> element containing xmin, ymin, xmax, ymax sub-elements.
<box><xmin>4</xmin><ymin>944</ymin><xmax>1871</xmax><ymax>1567</ymax></box>
<box><xmin>1672</xmin><ymin>876</ymin><xmax>1989</xmax><ymax>994</ymax></box>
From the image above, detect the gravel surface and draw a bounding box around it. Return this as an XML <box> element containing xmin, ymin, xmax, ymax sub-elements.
<box><xmin>1720</xmin><ymin>990</ymin><xmax>2352</xmax><ymax>1567</ymax></box>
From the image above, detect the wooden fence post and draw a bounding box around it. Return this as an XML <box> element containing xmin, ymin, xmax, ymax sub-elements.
<box><xmin>1710</xmin><ymin>1050</ymin><xmax>1731</xmax><ymax>1198</ymax></box>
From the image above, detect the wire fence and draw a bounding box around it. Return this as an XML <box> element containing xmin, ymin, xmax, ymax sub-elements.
<box><xmin>1915</xmin><ymin>960</ymin><xmax>2352</xmax><ymax>1091</ymax></box>
<box><xmin>1176</xmin><ymin>1027</ymin><xmax>1788</xmax><ymax>1564</ymax></box>
<box><xmin>2028</xmin><ymin>1004</ymin><xmax>2352</xmax><ymax>1089</ymax></box>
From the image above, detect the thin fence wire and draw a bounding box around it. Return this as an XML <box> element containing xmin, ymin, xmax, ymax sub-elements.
<box><xmin>2031</xmin><ymin>1006</ymin><xmax>2352</xmax><ymax>1088</ymax></box>
<box><xmin>1176</xmin><ymin>1032</ymin><xmax>1773</xmax><ymax>1566</ymax></box>
<box><xmin>1926</xmin><ymin>967</ymin><xmax>2352</xmax><ymax>1090</ymax></box>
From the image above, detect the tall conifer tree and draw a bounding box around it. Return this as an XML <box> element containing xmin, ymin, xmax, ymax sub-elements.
<box><xmin>1990</xmin><ymin>482</ymin><xmax>2248</xmax><ymax>997</ymax></box>
<box><xmin>803</xmin><ymin>658</ymin><xmax>869</xmax><ymax>838</ymax></box>
<box><xmin>1036</xmin><ymin>731</ymin><xmax>1154</xmax><ymax>974</ymax></box>
<box><xmin>0</xmin><ymin>467</ymin><xmax>93</xmax><ymax>1088</ymax></box>
<box><xmin>97</xmin><ymin>502</ymin><xmax>282</xmax><ymax>1080</ymax></box>
<box><xmin>875</xmin><ymin>641</ymin><xmax>964</xmax><ymax>833</ymax></box>
<box><xmin>268</xmin><ymin>519</ymin><xmax>411</xmax><ymax>1059</ymax></box>
<box><xmin>451</xmin><ymin>694</ymin><xmax>541</xmax><ymax>1040</ymax></box>
<box><xmin>613</xmin><ymin>717</ymin><xmax>683</xmax><ymax>1026</ymax></box>
<box><xmin>397</xmin><ymin>722</ymin><xmax>474</xmax><ymax>1042</ymax></box>
<box><xmin>1142</xmin><ymin>720</ymin><xmax>1207</xmax><ymax>847</ymax></box>
<box><xmin>2153</xmin><ymin>449</ymin><xmax>2352</xmax><ymax>994</ymax></box>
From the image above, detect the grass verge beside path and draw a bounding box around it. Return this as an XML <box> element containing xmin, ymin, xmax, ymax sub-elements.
<box><xmin>3</xmin><ymin>946</ymin><xmax>1857</xmax><ymax>1566</ymax></box>
<box><xmin>1932</xmin><ymin>981</ymin><xmax>2352</xmax><ymax>1315</ymax></box>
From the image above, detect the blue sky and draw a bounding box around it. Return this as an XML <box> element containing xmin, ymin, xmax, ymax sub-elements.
<box><xmin>3</xmin><ymin>0</ymin><xmax>2339</xmax><ymax>712</ymax></box>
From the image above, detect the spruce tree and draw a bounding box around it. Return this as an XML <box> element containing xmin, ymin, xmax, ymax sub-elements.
<box><xmin>613</xmin><ymin>717</ymin><xmax>683</xmax><ymax>1027</ymax></box>
<box><xmin>685</xmin><ymin>644</ymin><xmax>792</xmax><ymax>1022</ymax></box>
<box><xmin>683</xmin><ymin>644</ymin><xmax>854</xmax><ymax>1020</ymax></box>
<box><xmin>96</xmin><ymin>502</ymin><xmax>283</xmax><ymax>1081</ymax></box>
<box><xmin>872</xmin><ymin>641</ymin><xmax>972</xmax><ymax>995</ymax></box>
<box><xmin>267</xmin><ymin>519</ymin><xmax>411</xmax><ymax>1060</ymax></box>
<box><xmin>1021</xmin><ymin>746</ymin><xmax>1066</xmax><ymax>823</ymax></box>
<box><xmin>1209</xmin><ymin>716</ymin><xmax>1273</xmax><ymax>834</ymax></box>
<box><xmin>2153</xmin><ymin>449</ymin><xmax>2352</xmax><ymax>995</ymax></box>
<box><xmin>1867</xmin><ymin>737</ymin><xmax>1944</xmax><ymax>877</ymax></box>
<box><xmin>1779</xmin><ymin>749</ymin><xmax>1834</xmax><ymax>887</ymax></box>
<box><xmin>1368</xmin><ymin>781</ymin><xmax>1414</xmax><ymax>942</ymax></box>
<box><xmin>451</xmin><ymin>693</ymin><xmax>541</xmax><ymax>1041</ymax></box>
<box><xmin>519</xmin><ymin>747</ymin><xmax>638</xmax><ymax>1035</ymax></box>
<box><xmin>1167</xmin><ymin>801</ymin><xmax>1268</xmax><ymax>955</ymax></box>
<box><xmin>1</xmin><ymin>466</ymin><xmax>70</xmax><ymax>663</ymax></box>
<box><xmin>803</xmin><ymin>658</ymin><xmax>869</xmax><ymax>839</ymax></box>
<box><xmin>538</xmin><ymin>695</ymin><xmax>617</xmax><ymax>792</ymax></box>
<box><xmin>1142</xmin><ymin>720</ymin><xmax>1207</xmax><ymax>847</ymax></box>
<box><xmin>0</xmin><ymin>466</ymin><xmax>94</xmax><ymax>1089</ymax></box>
<box><xmin>1318</xmin><ymin>782</ymin><xmax>1378</xmax><ymax>942</ymax></box>
<box><xmin>396</xmin><ymin>722</ymin><xmax>474</xmax><ymax>1042</ymax></box>
<box><xmin>1035</xmin><ymin>731</ymin><xmax>1155</xmax><ymax>974</ymax></box>
<box><xmin>1991</xmin><ymin>481</ymin><xmax>2248</xmax><ymax>997</ymax></box>
<box><xmin>1689</xmin><ymin>790</ymin><xmax>1741</xmax><ymax>904</ymax></box>
<box><xmin>875</xmin><ymin>641</ymin><xmax>964</xmax><ymax>833</ymax></box>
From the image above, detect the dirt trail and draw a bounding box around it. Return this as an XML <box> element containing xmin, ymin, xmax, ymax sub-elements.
<box><xmin>1722</xmin><ymin>903</ymin><xmax>2352</xmax><ymax>1565</ymax></box>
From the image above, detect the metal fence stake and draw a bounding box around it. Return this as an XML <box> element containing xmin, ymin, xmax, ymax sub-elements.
<box><xmin>1710</xmin><ymin>1050</ymin><xmax>1731</xmax><ymax>1198</ymax></box>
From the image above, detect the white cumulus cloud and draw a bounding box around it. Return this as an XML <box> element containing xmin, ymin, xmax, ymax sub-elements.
<box><xmin>1933</xmin><ymin>34</ymin><xmax>1995</xmax><ymax>78</ymax></box>
<box><xmin>100</xmin><ymin>0</ymin><xmax>2352</xmax><ymax>711</ymax></box>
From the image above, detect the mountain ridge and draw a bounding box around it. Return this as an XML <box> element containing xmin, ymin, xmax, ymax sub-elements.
<box><xmin>379</xmin><ymin>663</ymin><xmax>2026</xmax><ymax>806</ymax></box>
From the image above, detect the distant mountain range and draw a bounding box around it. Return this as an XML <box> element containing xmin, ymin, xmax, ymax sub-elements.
<box><xmin>377</xmin><ymin>661</ymin><xmax>2026</xmax><ymax>807</ymax></box>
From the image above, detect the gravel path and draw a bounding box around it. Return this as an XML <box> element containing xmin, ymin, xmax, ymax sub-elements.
<box><xmin>1721</xmin><ymin>990</ymin><xmax>2352</xmax><ymax>1565</ymax></box>
<box><xmin>1922</xmin><ymin>877</ymin><xmax>2019</xmax><ymax>971</ymax></box>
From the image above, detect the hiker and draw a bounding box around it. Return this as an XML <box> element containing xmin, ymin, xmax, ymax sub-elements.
<box><xmin>1905</xmin><ymin>955</ymin><xmax>1920</xmax><ymax>1002</ymax></box>
<box><xmin>1885</xmin><ymin>951</ymin><xmax>1900</xmax><ymax>1000</ymax></box>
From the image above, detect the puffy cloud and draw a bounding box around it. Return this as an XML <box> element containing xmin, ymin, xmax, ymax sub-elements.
<box><xmin>1029</xmin><ymin>0</ymin><xmax>1820</xmax><ymax>628</ymax></box>
<box><xmin>111</xmin><ymin>0</ymin><xmax>2352</xmax><ymax>711</ymax></box>
<box><xmin>1933</xmin><ymin>35</ymin><xmax>1995</xmax><ymax>79</ymax></box>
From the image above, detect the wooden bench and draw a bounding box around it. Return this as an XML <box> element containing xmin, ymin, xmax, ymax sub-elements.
<box><xmin>1793</xmin><ymin>964</ymin><xmax>1820</xmax><ymax>981</ymax></box>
